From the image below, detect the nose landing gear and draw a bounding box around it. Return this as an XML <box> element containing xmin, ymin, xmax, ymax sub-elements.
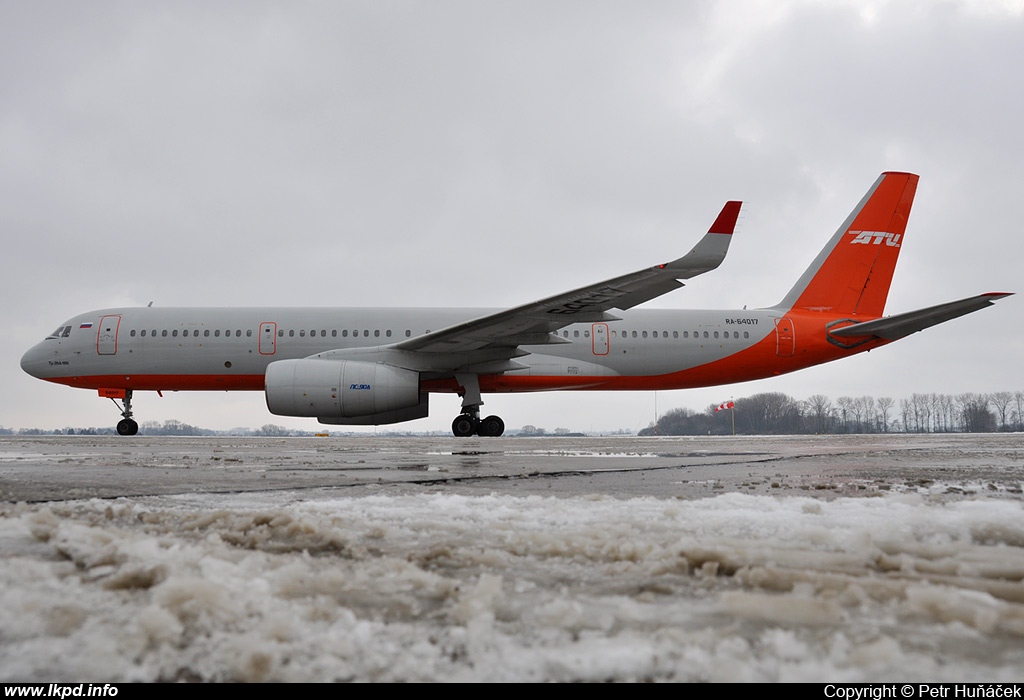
<box><xmin>110</xmin><ymin>389</ymin><xmax>139</xmax><ymax>436</ymax></box>
<box><xmin>117</xmin><ymin>418</ymin><xmax>139</xmax><ymax>436</ymax></box>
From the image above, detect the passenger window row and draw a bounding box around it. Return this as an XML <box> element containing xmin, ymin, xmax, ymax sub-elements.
<box><xmin>127</xmin><ymin>328</ymin><xmax>419</xmax><ymax>339</ymax></box>
<box><xmin>129</xmin><ymin>327</ymin><xmax>751</xmax><ymax>341</ymax></box>
<box><xmin>277</xmin><ymin>329</ymin><xmax>400</xmax><ymax>338</ymax></box>
<box><xmin>561</xmin><ymin>329</ymin><xmax>752</xmax><ymax>340</ymax></box>
<box><xmin>130</xmin><ymin>329</ymin><xmax>252</xmax><ymax>338</ymax></box>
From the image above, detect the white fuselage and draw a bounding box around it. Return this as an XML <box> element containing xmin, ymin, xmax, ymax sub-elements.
<box><xmin>21</xmin><ymin>305</ymin><xmax>790</xmax><ymax>394</ymax></box>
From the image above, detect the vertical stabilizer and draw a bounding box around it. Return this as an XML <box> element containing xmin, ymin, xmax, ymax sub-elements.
<box><xmin>775</xmin><ymin>172</ymin><xmax>919</xmax><ymax>316</ymax></box>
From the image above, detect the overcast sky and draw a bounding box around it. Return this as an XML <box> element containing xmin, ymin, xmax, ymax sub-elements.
<box><xmin>3</xmin><ymin>0</ymin><xmax>1022</xmax><ymax>434</ymax></box>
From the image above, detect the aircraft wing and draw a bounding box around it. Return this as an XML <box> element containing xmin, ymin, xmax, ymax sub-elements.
<box><xmin>829</xmin><ymin>292</ymin><xmax>1014</xmax><ymax>341</ymax></box>
<box><xmin>396</xmin><ymin>201</ymin><xmax>742</xmax><ymax>354</ymax></box>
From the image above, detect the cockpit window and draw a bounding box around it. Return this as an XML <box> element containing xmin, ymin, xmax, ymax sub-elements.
<box><xmin>46</xmin><ymin>325</ymin><xmax>72</xmax><ymax>340</ymax></box>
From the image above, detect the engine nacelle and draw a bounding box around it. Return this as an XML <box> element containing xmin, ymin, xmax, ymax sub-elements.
<box><xmin>265</xmin><ymin>359</ymin><xmax>422</xmax><ymax>421</ymax></box>
<box><xmin>315</xmin><ymin>400</ymin><xmax>429</xmax><ymax>426</ymax></box>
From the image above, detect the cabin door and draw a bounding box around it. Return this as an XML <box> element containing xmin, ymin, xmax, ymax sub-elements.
<box><xmin>97</xmin><ymin>315</ymin><xmax>121</xmax><ymax>355</ymax></box>
<box><xmin>774</xmin><ymin>317</ymin><xmax>795</xmax><ymax>357</ymax></box>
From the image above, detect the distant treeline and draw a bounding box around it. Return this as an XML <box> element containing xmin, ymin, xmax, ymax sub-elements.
<box><xmin>1</xmin><ymin>421</ymin><xmax>590</xmax><ymax>438</ymax></box>
<box><xmin>639</xmin><ymin>391</ymin><xmax>1024</xmax><ymax>436</ymax></box>
<box><xmin>3</xmin><ymin>390</ymin><xmax>1021</xmax><ymax>437</ymax></box>
<box><xmin>1</xmin><ymin>421</ymin><xmax>317</xmax><ymax>437</ymax></box>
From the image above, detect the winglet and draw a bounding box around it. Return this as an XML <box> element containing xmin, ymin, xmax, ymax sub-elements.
<box><xmin>708</xmin><ymin>201</ymin><xmax>742</xmax><ymax>234</ymax></box>
<box><xmin>658</xmin><ymin>200</ymin><xmax>741</xmax><ymax>281</ymax></box>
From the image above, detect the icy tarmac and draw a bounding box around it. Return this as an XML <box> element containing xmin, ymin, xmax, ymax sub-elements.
<box><xmin>1</xmin><ymin>433</ymin><xmax>1022</xmax><ymax>682</ymax></box>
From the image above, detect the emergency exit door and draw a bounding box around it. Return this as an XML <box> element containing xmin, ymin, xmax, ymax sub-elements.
<box><xmin>592</xmin><ymin>323</ymin><xmax>609</xmax><ymax>355</ymax></box>
<box><xmin>259</xmin><ymin>322</ymin><xmax>277</xmax><ymax>355</ymax></box>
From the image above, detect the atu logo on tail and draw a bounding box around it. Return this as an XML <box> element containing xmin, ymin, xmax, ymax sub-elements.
<box><xmin>849</xmin><ymin>231</ymin><xmax>902</xmax><ymax>247</ymax></box>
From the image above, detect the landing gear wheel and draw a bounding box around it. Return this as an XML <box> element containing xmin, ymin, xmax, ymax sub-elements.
<box><xmin>117</xmin><ymin>419</ymin><xmax>139</xmax><ymax>436</ymax></box>
<box><xmin>452</xmin><ymin>414</ymin><xmax>478</xmax><ymax>437</ymax></box>
<box><xmin>478</xmin><ymin>415</ymin><xmax>505</xmax><ymax>437</ymax></box>
<box><xmin>111</xmin><ymin>389</ymin><xmax>138</xmax><ymax>435</ymax></box>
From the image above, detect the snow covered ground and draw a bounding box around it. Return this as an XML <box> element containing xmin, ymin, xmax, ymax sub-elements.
<box><xmin>1</xmin><ymin>434</ymin><xmax>1022</xmax><ymax>682</ymax></box>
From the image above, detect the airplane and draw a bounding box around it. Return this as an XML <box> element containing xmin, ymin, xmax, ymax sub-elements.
<box><xmin>20</xmin><ymin>171</ymin><xmax>1012</xmax><ymax>437</ymax></box>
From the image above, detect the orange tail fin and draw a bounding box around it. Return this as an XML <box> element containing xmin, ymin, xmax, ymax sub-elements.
<box><xmin>776</xmin><ymin>171</ymin><xmax>919</xmax><ymax>316</ymax></box>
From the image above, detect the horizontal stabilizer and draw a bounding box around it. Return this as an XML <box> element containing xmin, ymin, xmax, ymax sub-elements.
<box><xmin>829</xmin><ymin>292</ymin><xmax>1013</xmax><ymax>341</ymax></box>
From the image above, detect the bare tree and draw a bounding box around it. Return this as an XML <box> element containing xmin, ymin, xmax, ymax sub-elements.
<box><xmin>958</xmin><ymin>393</ymin><xmax>997</xmax><ymax>432</ymax></box>
<box><xmin>899</xmin><ymin>397</ymin><xmax>913</xmax><ymax>432</ymax></box>
<box><xmin>910</xmin><ymin>394</ymin><xmax>931</xmax><ymax>433</ymax></box>
<box><xmin>927</xmin><ymin>393</ymin><xmax>945</xmax><ymax>432</ymax></box>
<box><xmin>836</xmin><ymin>396</ymin><xmax>854</xmax><ymax>433</ymax></box>
<box><xmin>853</xmin><ymin>396</ymin><xmax>875</xmax><ymax>433</ymax></box>
<box><xmin>989</xmin><ymin>391</ymin><xmax>1014</xmax><ymax>431</ymax></box>
<box><xmin>876</xmin><ymin>397</ymin><xmax>894</xmax><ymax>433</ymax></box>
<box><xmin>804</xmin><ymin>394</ymin><xmax>834</xmax><ymax>434</ymax></box>
<box><xmin>739</xmin><ymin>393</ymin><xmax>802</xmax><ymax>433</ymax></box>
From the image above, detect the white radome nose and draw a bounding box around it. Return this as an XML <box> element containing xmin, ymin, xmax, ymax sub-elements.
<box><xmin>20</xmin><ymin>342</ymin><xmax>51</xmax><ymax>379</ymax></box>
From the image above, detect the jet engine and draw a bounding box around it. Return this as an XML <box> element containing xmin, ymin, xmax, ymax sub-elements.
<box><xmin>265</xmin><ymin>359</ymin><xmax>426</xmax><ymax>424</ymax></box>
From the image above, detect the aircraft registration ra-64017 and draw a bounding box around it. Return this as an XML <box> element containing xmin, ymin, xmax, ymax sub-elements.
<box><xmin>21</xmin><ymin>172</ymin><xmax>1013</xmax><ymax>436</ymax></box>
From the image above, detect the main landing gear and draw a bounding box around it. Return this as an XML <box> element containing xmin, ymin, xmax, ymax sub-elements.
<box><xmin>112</xmin><ymin>389</ymin><xmax>139</xmax><ymax>436</ymax></box>
<box><xmin>451</xmin><ymin>373</ymin><xmax>505</xmax><ymax>437</ymax></box>
<box><xmin>452</xmin><ymin>411</ymin><xmax>505</xmax><ymax>437</ymax></box>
